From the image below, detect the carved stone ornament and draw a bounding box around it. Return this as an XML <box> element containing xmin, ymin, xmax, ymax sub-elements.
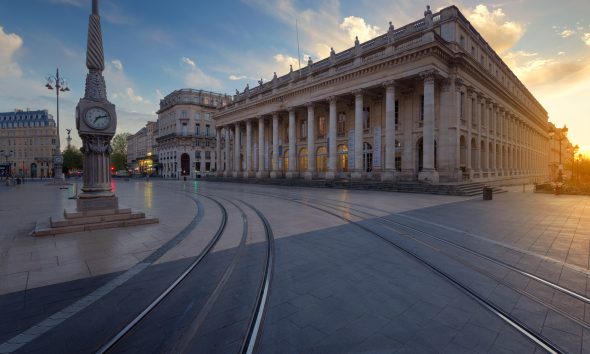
<box><xmin>80</xmin><ymin>134</ymin><xmax>113</xmax><ymax>154</ymax></box>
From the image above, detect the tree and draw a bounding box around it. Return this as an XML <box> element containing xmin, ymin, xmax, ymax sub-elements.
<box><xmin>110</xmin><ymin>132</ymin><xmax>130</xmax><ymax>171</ymax></box>
<box><xmin>62</xmin><ymin>145</ymin><xmax>83</xmax><ymax>173</ymax></box>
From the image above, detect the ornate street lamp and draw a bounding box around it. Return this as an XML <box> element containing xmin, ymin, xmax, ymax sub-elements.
<box><xmin>548</xmin><ymin>125</ymin><xmax>568</xmax><ymax>182</ymax></box>
<box><xmin>45</xmin><ymin>68</ymin><xmax>70</xmax><ymax>181</ymax></box>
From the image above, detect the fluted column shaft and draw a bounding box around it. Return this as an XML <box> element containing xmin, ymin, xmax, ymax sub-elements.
<box><xmin>305</xmin><ymin>103</ymin><xmax>316</xmax><ymax>180</ymax></box>
<box><xmin>287</xmin><ymin>109</ymin><xmax>296</xmax><ymax>178</ymax></box>
<box><xmin>233</xmin><ymin>123</ymin><xmax>241</xmax><ymax>176</ymax></box>
<box><xmin>384</xmin><ymin>84</ymin><xmax>396</xmax><ymax>174</ymax></box>
<box><xmin>327</xmin><ymin>98</ymin><xmax>337</xmax><ymax>179</ymax></box>
<box><xmin>245</xmin><ymin>120</ymin><xmax>252</xmax><ymax>177</ymax></box>
<box><xmin>353</xmin><ymin>91</ymin><xmax>363</xmax><ymax>179</ymax></box>
<box><xmin>271</xmin><ymin>113</ymin><xmax>280</xmax><ymax>178</ymax></box>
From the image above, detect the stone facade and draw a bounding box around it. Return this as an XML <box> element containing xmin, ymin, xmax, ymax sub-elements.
<box><xmin>213</xmin><ymin>6</ymin><xmax>550</xmax><ymax>183</ymax></box>
<box><xmin>156</xmin><ymin>89</ymin><xmax>231</xmax><ymax>179</ymax></box>
<box><xmin>0</xmin><ymin>109</ymin><xmax>57</xmax><ymax>178</ymax></box>
<box><xmin>127</xmin><ymin>121</ymin><xmax>158</xmax><ymax>175</ymax></box>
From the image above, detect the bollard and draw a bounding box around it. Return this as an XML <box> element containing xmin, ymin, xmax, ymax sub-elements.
<box><xmin>483</xmin><ymin>186</ymin><xmax>493</xmax><ymax>200</ymax></box>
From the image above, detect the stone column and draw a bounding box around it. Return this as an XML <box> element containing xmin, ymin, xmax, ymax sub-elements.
<box><xmin>498</xmin><ymin>109</ymin><xmax>504</xmax><ymax>176</ymax></box>
<box><xmin>270</xmin><ymin>113</ymin><xmax>281</xmax><ymax>178</ymax></box>
<box><xmin>256</xmin><ymin>116</ymin><xmax>268</xmax><ymax>178</ymax></box>
<box><xmin>466</xmin><ymin>90</ymin><xmax>473</xmax><ymax>178</ymax></box>
<box><xmin>233</xmin><ymin>123</ymin><xmax>241</xmax><ymax>177</ymax></box>
<box><xmin>305</xmin><ymin>102</ymin><xmax>316</xmax><ymax>180</ymax></box>
<box><xmin>484</xmin><ymin>100</ymin><xmax>490</xmax><ymax>175</ymax></box>
<box><xmin>286</xmin><ymin>108</ymin><xmax>297</xmax><ymax>179</ymax></box>
<box><xmin>244</xmin><ymin>119</ymin><xmax>252</xmax><ymax>178</ymax></box>
<box><xmin>382</xmin><ymin>82</ymin><xmax>396</xmax><ymax>181</ymax></box>
<box><xmin>324</xmin><ymin>97</ymin><xmax>337</xmax><ymax>180</ymax></box>
<box><xmin>200</xmin><ymin>150</ymin><xmax>206</xmax><ymax>175</ymax></box>
<box><xmin>418</xmin><ymin>71</ymin><xmax>439</xmax><ymax>183</ymax></box>
<box><xmin>216</xmin><ymin>128</ymin><xmax>222</xmax><ymax>176</ymax></box>
<box><xmin>223</xmin><ymin>127</ymin><xmax>230</xmax><ymax>177</ymax></box>
<box><xmin>352</xmin><ymin>89</ymin><xmax>364</xmax><ymax>180</ymax></box>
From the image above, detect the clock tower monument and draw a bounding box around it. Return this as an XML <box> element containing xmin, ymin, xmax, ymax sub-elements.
<box><xmin>75</xmin><ymin>0</ymin><xmax>118</xmax><ymax>210</ymax></box>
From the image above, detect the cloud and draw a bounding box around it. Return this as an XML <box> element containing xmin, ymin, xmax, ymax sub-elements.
<box><xmin>155</xmin><ymin>89</ymin><xmax>164</xmax><ymax>100</ymax></box>
<box><xmin>50</xmin><ymin>0</ymin><xmax>84</xmax><ymax>6</ymax></box>
<box><xmin>229</xmin><ymin>75</ymin><xmax>248</xmax><ymax>80</ymax></box>
<box><xmin>273</xmin><ymin>53</ymin><xmax>300</xmax><ymax>72</ymax></box>
<box><xmin>0</xmin><ymin>26</ymin><xmax>23</xmax><ymax>77</ymax></box>
<box><xmin>180</xmin><ymin>57</ymin><xmax>221</xmax><ymax>89</ymax></box>
<box><xmin>111</xmin><ymin>59</ymin><xmax>123</xmax><ymax>71</ymax></box>
<box><xmin>558</xmin><ymin>51</ymin><xmax>565</xmax><ymax>55</ymax></box>
<box><xmin>560</xmin><ymin>29</ymin><xmax>575</xmax><ymax>38</ymax></box>
<box><xmin>583</xmin><ymin>33</ymin><xmax>590</xmax><ymax>46</ymax></box>
<box><xmin>464</xmin><ymin>4</ymin><xmax>524</xmax><ymax>54</ymax></box>
<box><xmin>125</xmin><ymin>87</ymin><xmax>148</xmax><ymax>104</ymax></box>
<box><xmin>339</xmin><ymin>16</ymin><xmax>381</xmax><ymax>42</ymax></box>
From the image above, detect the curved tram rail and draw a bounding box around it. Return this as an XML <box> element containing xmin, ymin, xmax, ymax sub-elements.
<box><xmin>96</xmin><ymin>191</ymin><xmax>275</xmax><ymax>354</ymax></box>
<box><xmin>213</xmin><ymin>188</ymin><xmax>565</xmax><ymax>354</ymax></box>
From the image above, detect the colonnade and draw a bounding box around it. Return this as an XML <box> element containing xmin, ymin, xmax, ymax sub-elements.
<box><xmin>456</xmin><ymin>81</ymin><xmax>548</xmax><ymax>180</ymax></box>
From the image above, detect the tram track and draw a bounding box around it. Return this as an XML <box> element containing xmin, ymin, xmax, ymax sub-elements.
<box><xmin>207</xmin><ymin>187</ymin><xmax>564</xmax><ymax>354</ymax></box>
<box><xmin>97</xmin><ymin>189</ymin><xmax>274</xmax><ymax>354</ymax></box>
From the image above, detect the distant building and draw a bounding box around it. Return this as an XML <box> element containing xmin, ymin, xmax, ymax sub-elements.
<box><xmin>156</xmin><ymin>89</ymin><xmax>231</xmax><ymax>179</ymax></box>
<box><xmin>0</xmin><ymin>109</ymin><xmax>58</xmax><ymax>178</ymax></box>
<box><xmin>127</xmin><ymin>121</ymin><xmax>158</xmax><ymax>175</ymax></box>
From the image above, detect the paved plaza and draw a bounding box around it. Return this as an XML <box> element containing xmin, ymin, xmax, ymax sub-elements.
<box><xmin>0</xmin><ymin>179</ymin><xmax>589</xmax><ymax>353</ymax></box>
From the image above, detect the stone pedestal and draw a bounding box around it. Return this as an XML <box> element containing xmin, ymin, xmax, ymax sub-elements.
<box><xmin>77</xmin><ymin>194</ymin><xmax>118</xmax><ymax>211</ymax></box>
<box><xmin>351</xmin><ymin>171</ymin><xmax>363</xmax><ymax>181</ymax></box>
<box><xmin>285</xmin><ymin>171</ymin><xmax>298</xmax><ymax>179</ymax></box>
<box><xmin>256</xmin><ymin>171</ymin><xmax>269</xmax><ymax>179</ymax></box>
<box><xmin>243</xmin><ymin>171</ymin><xmax>252</xmax><ymax>178</ymax></box>
<box><xmin>303</xmin><ymin>171</ymin><xmax>315</xmax><ymax>180</ymax></box>
<box><xmin>270</xmin><ymin>170</ymin><xmax>282</xmax><ymax>179</ymax></box>
<box><xmin>232</xmin><ymin>171</ymin><xmax>239</xmax><ymax>178</ymax></box>
<box><xmin>381</xmin><ymin>170</ymin><xmax>395</xmax><ymax>182</ymax></box>
<box><xmin>325</xmin><ymin>171</ymin><xmax>336</xmax><ymax>180</ymax></box>
<box><xmin>418</xmin><ymin>169</ymin><xmax>440</xmax><ymax>183</ymax></box>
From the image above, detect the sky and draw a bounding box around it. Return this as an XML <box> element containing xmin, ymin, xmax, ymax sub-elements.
<box><xmin>1</xmin><ymin>0</ymin><xmax>589</xmax><ymax>156</ymax></box>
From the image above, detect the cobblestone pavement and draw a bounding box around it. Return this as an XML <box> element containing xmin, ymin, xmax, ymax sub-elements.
<box><xmin>0</xmin><ymin>179</ymin><xmax>588</xmax><ymax>353</ymax></box>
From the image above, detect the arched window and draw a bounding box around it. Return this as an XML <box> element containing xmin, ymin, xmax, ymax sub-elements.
<box><xmin>283</xmin><ymin>148</ymin><xmax>289</xmax><ymax>173</ymax></box>
<box><xmin>318</xmin><ymin>116</ymin><xmax>326</xmax><ymax>137</ymax></box>
<box><xmin>337</xmin><ymin>145</ymin><xmax>348</xmax><ymax>172</ymax></box>
<box><xmin>298</xmin><ymin>148</ymin><xmax>308</xmax><ymax>173</ymax></box>
<box><xmin>316</xmin><ymin>146</ymin><xmax>327</xmax><ymax>172</ymax></box>
<box><xmin>363</xmin><ymin>142</ymin><xmax>373</xmax><ymax>172</ymax></box>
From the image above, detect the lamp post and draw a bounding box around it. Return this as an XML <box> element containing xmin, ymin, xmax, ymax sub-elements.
<box><xmin>0</xmin><ymin>149</ymin><xmax>13</xmax><ymax>177</ymax></box>
<box><xmin>45</xmin><ymin>68</ymin><xmax>70</xmax><ymax>181</ymax></box>
<box><xmin>548</xmin><ymin>125</ymin><xmax>568</xmax><ymax>183</ymax></box>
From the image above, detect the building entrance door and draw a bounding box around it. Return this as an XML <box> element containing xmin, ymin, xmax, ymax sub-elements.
<box><xmin>180</xmin><ymin>153</ymin><xmax>190</xmax><ymax>176</ymax></box>
<box><xmin>30</xmin><ymin>163</ymin><xmax>37</xmax><ymax>178</ymax></box>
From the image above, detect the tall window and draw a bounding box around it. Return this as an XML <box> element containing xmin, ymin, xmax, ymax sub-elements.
<box><xmin>318</xmin><ymin>116</ymin><xmax>326</xmax><ymax>136</ymax></box>
<box><xmin>337</xmin><ymin>113</ymin><xmax>346</xmax><ymax>134</ymax></box>
<box><xmin>300</xmin><ymin>120</ymin><xmax>307</xmax><ymax>138</ymax></box>
<box><xmin>363</xmin><ymin>107</ymin><xmax>371</xmax><ymax>130</ymax></box>
<box><xmin>337</xmin><ymin>145</ymin><xmax>348</xmax><ymax>172</ymax></box>
<box><xmin>205</xmin><ymin>124</ymin><xmax>210</xmax><ymax>136</ymax></box>
<box><xmin>298</xmin><ymin>148</ymin><xmax>308</xmax><ymax>173</ymax></box>
<box><xmin>316</xmin><ymin>147</ymin><xmax>327</xmax><ymax>172</ymax></box>
<box><xmin>181</xmin><ymin>110</ymin><xmax>187</xmax><ymax>118</ymax></box>
<box><xmin>363</xmin><ymin>142</ymin><xmax>373</xmax><ymax>172</ymax></box>
<box><xmin>195</xmin><ymin>124</ymin><xmax>200</xmax><ymax>136</ymax></box>
<box><xmin>394</xmin><ymin>100</ymin><xmax>399</xmax><ymax>125</ymax></box>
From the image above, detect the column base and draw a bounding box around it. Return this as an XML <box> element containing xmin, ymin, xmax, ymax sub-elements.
<box><xmin>418</xmin><ymin>169</ymin><xmax>439</xmax><ymax>183</ymax></box>
<box><xmin>243</xmin><ymin>171</ymin><xmax>253</xmax><ymax>178</ymax></box>
<box><xmin>285</xmin><ymin>171</ymin><xmax>298</xmax><ymax>179</ymax></box>
<box><xmin>232</xmin><ymin>171</ymin><xmax>240</xmax><ymax>178</ymax></box>
<box><xmin>303</xmin><ymin>171</ymin><xmax>315</xmax><ymax>180</ymax></box>
<box><xmin>381</xmin><ymin>170</ymin><xmax>395</xmax><ymax>182</ymax></box>
<box><xmin>77</xmin><ymin>194</ymin><xmax>118</xmax><ymax>212</ymax></box>
<box><xmin>325</xmin><ymin>171</ymin><xmax>336</xmax><ymax>180</ymax></box>
<box><xmin>270</xmin><ymin>170</ymin><xmax>283</xmax><ymax>179</ymax></box>
<box><xmin>351</xmin><ymin>171</ymin><xmax>363</xmax><ymax>181</ymax></box>
<box><xmin>256</xmin><ymin>171</ymin><xmax>269</xmax><ymax>179</ymax></box>
<box><xmin>223</xmin><ymin>171</ymin><xmax>231</xmax><ymax>177</ymax></box>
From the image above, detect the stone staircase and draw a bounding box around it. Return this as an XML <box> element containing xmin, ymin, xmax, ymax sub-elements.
<box><xmin>32</xmin><ymin>207</ymin><xmax>159</xmax><ymax>236</ymax></box>
<box><xmin>202</xmin><ymin>176</ymin><xmax>507</xmax><ymax>197</ymax></box>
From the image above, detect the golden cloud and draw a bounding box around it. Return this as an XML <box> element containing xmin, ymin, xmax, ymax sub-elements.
<box><xmin>464</xmin><ymin>5</ymin><xmax>524</xmax><ymax>54</ymax></box>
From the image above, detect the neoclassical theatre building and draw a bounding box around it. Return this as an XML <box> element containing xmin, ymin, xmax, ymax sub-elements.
<box><xmin>157</xmin><ymin>89</ymin><xmax>231</xmax><ymax>179</ymax></box>
<box><xmin>213</xmin><ymin>6</ymin><xmax>550</xmax><ymax>183</ymax></box>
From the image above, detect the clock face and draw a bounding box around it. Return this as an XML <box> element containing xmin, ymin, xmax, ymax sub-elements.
<box><xmin>84</xmin><ymin>107</ymin><xmax>111</xmax><ymax>130</ymax></box>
